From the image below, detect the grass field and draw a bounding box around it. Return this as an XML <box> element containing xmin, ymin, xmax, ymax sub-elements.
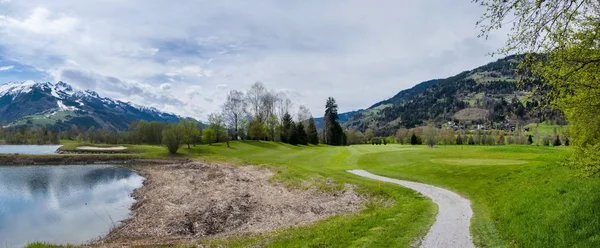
<box><xmin>25</xmin><ymin>142</ymin><xmax>600</xmax><ymax>247</ymax></box>
<box><xmin>525</xmin><ymin>123</ymin><xmax>567</xmax><ymax>136</ymax></box>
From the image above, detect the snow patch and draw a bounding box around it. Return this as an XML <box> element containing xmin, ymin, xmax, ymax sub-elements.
<box><xmin>57</xmin><ymin>100</ymin><xmax>77</xmax><ymax>111</ymax></box>
<box><xmin>0</xmin><ymin>80</ymin><xmax>39</xmax><ymax>99</ymax></box>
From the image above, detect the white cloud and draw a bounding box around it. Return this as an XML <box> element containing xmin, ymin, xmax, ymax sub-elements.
<box><xmin>0</xmin><ymin>1</ymin><xmax>507</xmax><ymax>120</ymax></box>
<box><xmin>0</xmin><ymin>65</ymin><xmax>14</xmax><ymax>71</ymax></box>
<box><xmin>0</xmin><ymin>7</ymin><xmax>78</xmax><ymax>35</ymax></box>
<box><xmin>159</xmin><ymin>83</ymin><xmax>172</xmax><ymax>91</ymax></box>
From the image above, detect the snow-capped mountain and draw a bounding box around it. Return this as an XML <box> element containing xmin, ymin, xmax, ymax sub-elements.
<box><xmin>0</xmin><ymin>81</ymin><xmax>181</xmax><ymax>130</ymax></box>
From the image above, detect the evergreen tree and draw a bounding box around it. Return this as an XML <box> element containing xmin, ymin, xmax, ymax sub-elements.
<box><xmin>553</xmin><ymin>135</ymin><xmax>562</xmax><ymax>147</ymax></box>
<box><xmin>281</xmin><ymin>112</ymin><xmax>293</xmax><ymax>143</ymax></box>
<box><xmin>323</xmin><ymin>97</ymin><xmax>345</xmax><ymax>146</ymax></box>
<box><xmin>296</xmin><ymin>122</ymin><xmax>308</xmax><ymax>145</ymax></box>
<box><xmin>307</xmin><ymin>117</ymin><xmax>319</xmax><ymax>145</ymax></box>
<box><xmin>288</xmin><ymin>122</ymin><xmax>299</xmax><ymax>145</ymax></box>
<box><xmin>410</xmin><ymin>134</ymin><xmax>418</xmax><ymax>145</ymax></box>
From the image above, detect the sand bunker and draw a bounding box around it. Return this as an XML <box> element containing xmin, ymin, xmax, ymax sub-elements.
<box><xmin>99</xmin><ymin>162</ymin><xmax>365</xmax><ymax>246</ymax></box>
<box><xmin>432</xmin><ymin>159</ymin><xmax>528</xmax><ymax>166</ymax></box>
<box><xmin>76</xmin><ymin>146</ymin><xmax>128</xmax><ymax>151</ymax></box>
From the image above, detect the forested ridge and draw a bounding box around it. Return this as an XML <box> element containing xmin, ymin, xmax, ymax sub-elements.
<box><xmin>344</xmin><ymin>55</ymin><xmax>565</xmax><ymax>136</ymax></box>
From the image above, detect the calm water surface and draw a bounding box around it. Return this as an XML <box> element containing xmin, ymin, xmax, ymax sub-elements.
<box><xmin>0</xmin><ymin>145</ymin><xmax>63</xmax><ymax>154</ymax></box>
<box><xmin>0</xmin><ymin>165</ymin><xmax>144</xmax><ymax>247</ymax></box>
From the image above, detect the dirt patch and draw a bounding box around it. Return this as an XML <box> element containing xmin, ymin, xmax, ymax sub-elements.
<box><xmin>98</xmin><ymin>162</ymin><xmax>365</xmax><ymax>246</ymax></box>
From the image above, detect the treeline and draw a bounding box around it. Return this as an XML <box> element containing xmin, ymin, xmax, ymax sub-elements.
<box><xmin>343</xmin><ymin>125</ymin><xmax>569</xmax><ymax>147</ymax></box>
<box><xmin>0</xmin><ymin>82</ymin><xmax>349</xmax><ymax>153</ymax></box>
<box><xmin>0</xmin><ymin>126</ymin><xmax>60</xmax><ymax>145</ymax></box>
<box><xmin>217</xmin><ymin>82</ymin><xmax>337</xmax><ymax>146</ymax></box>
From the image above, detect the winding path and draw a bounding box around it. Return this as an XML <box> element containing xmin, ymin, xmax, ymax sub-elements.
<box><xmin>347</xmin><ymin>170</ymin><xmax>475</xmax><ymax>248</ymax></box>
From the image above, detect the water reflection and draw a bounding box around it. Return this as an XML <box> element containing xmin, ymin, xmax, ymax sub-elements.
<box><xmin>0</xmin><ymin>165</ymin><xmax>144</xmax><ymax>247</ymax></box>
<box><xmin>0</xmin><ymin>145</ymin><xmax>63</xmax><ymax>154</ymax></box>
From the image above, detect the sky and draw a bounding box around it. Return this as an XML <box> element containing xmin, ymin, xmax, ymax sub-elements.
<box><xmin>0</xmin><ymin>0</ymin><xmax>507</xmax><ymax>120</ymax></box>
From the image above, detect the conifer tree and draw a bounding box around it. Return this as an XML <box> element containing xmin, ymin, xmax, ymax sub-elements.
<box><xmin>307</xmin><ymin>117</ymin><xmax>319</xmax><ymax>145</ymax></box>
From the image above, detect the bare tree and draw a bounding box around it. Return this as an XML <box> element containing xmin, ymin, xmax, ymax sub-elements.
<box><xmin>261</xmin><ymin>91</ymin><xmax>278</xmax><ymax>122</ymax></box>
<box><xmin>276</xmin><ymin>93</ymin><xmax>293</xmax><ymax>121</ymax></box>
<box><xmin>246</xmin><ymin>82</ymin><xmax>267</xmax><ymax>122</ymax></box>
<box><xmin>423</xmin><ymin>124</ymin><xmax>440</xmax><ymax>147</ymax></box>
<box><xmin>297</xmin><ymin>105</ymin><xmax>312</xmax><ymax>126</ymax></box>
<box><xmin>222</xmin><ymin>90</ymin><xmax>247</xmax><ymax>139</ymax></box>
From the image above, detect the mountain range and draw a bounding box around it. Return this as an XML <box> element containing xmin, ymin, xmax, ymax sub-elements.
<box><xmin>0</xmin><ymin>81</ymin><xmax>180</xmax><ymax>130</ymax></box>
<box><xmin>318</xmin><ymin>54</ymin><xmax>563</xmax><ymax>135</ymax></box>
<box><xmin>1</xmin><ymin>55</ymin><xmax>563</xmax><ymax>134</ymax></box>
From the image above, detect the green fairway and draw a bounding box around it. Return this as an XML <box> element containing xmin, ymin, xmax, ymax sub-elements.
<box><xmin>158</xmin><ymin>142</ymin><xmax>597</xmax><ymax>248</ymax></box>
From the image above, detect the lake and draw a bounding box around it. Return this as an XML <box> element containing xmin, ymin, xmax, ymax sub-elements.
<box><xmin>0</xmin><ymin>145</ymin><xmax>63</xmax><ymax>154</ymax></box>
<box><xmin>0</xmin><ymin>165</ymin><xmax>144</xmax><ymax>247</ymax></box>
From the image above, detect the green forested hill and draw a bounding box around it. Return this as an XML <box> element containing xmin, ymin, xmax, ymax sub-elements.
<box><xmin>343</xmin><ymin>55</ymin><xmax>565</xmax><ymax>135</ymax></box>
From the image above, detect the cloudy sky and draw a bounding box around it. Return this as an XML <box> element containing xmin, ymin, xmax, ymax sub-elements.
<box><xmin>0</xmin><ymin>0</ymin><xmax>506</xmax><ymax>120</ymax></box>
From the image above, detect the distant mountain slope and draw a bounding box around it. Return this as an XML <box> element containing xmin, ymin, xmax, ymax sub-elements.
<box><xmin>343</xmin><ymin>55</ymin><xmax>564</xmax><ymax>135</ymax></box>
<box><xmin>0</xmin><ymin>81</ymin><xmax>181</xmax><ymax>130</ymax></box>
<box><xmin>313</xmin><ymin>110</ymin><xmax>358</xmax><ymax>129</ymax></box>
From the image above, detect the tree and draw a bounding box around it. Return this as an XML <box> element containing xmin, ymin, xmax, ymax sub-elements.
<box><xmin>468</xmin><ymin>136</ymin><xmax>475</xmax><ymax>145</ymax></box>
<box><xmin>475</xmin><ymin>0</ymin><xmax>600</xmax><ymax>174</ymax></box>
<box><xmin>207</xmin><ymin>113</ymin><xmax>226</xmax><ymax>142</ymax></box>
<box><xmin>280</xmin><ymin>112</ymin><xmax>294</xmax><ymax>143</ymax></box>
<box><xmin>497</xmin><ymin>131</ymin><xmax>505</xmax><ymax>145</ymax></box>
<box><xmin>248</xmin><ymin>118</ymin><xmax>266</xmax><ymax>140</ymax></box>
<box><xmin>202</xmin><ymin>128</ymin><xmax>216</xmax><ymax>145</ymax></box>
<box><xmin>395</xmin><ymin>128</ymin><xmax>409</xmax><ymax>144</ymax></box>
<box><xmin>70</xmin><ymin>124</ymin><xmax>79</xmax><ymax>140</ymax></box>
<box><xmin>307</xmin><ymin>117</ymin><xmax>319</xmax><ymax>145</ymax></box>
<box><xmin>297</xmin><ymin>105</ymin><xmax>311</xmax><ymax>126</ymax></box>
<box><xmin>423</xmin><ymin>125</ymin><xmax>439</xmax><ymax>147</ymax></box>
<box><xmin>276</xmin><ymin>93</ymin><xmax>293</xmax><ymax>121</ymax></box>
<box><xmin>76</xmin><ymin>133</ymin><xmax>84</xmax><ymax>143</ymax></box>
<box><xmin>365</xmin><ymin>128</ymin><xmax>374</xmax><ymax>143</ymax></box>
<box><xmin>410</xmin><ymin>134</ymin><xmax>419</xmax><ymax>145</ymax></box>
<box><xmin>246</xmin><ymin>82</ymin><xmax>268</xmax><ymax>122</ymax></box>
<box><xmin>178</xmin><ymin>119</ymin><xmax>200</xmax><ymax>149</ymax></box>
<box><xmin>87</xmin><ymin>126</ymin><xmax>96</xmax><ymax>143</ymax></box>
<box><xmin>345</xmin><ymin>129</ymin><xmax>364</xmax><ymax>145</ymax></box>
<box><xmin>296</xmin><ymin>122</ymin><xmax>308</xmax><ymax>145</ymax></box>
<box><xmin>163</xmin><ymin>124</ymin><xmax>184</xmax><ymax>154</ymax></box>
<box><xmin>287</xmin><ymin>122</ymin><xmax>299</xmax><ymax>145</ymax></box>
<box><xmin>222</xmin><ymin>90</ymin><xmax>247</xmax><ymax>139</ymax></box>
<box><xmin>456</xmin><ymin>134</ymin><xmax>464</xmax><ymax>145</ymax></box>
<box><xmin>554</xmin><ymin>135</ymin><xmax>562</xmax><ymax>147</ymax></box>
<box><xmin>323</xmin><ymin>97</ymin><xmax>340</xmax><ymax>145</ymax></box>
<box><xmin>440</xmin><ymin>129</ymin><xmax>455</xmax><ymax>145</ymax></box>
<box><xmin>265</xmin><ymin>114</ymin><xmax>279</xmax><ymax>141</ymax></box>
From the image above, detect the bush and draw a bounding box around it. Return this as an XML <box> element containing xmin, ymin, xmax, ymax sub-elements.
<box><xmin>162</xmin><ymin>124</ymin><xmax>184</xmax><ymax>154</ymax></box>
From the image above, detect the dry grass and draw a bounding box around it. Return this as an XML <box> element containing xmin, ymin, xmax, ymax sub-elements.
<box><xmin>96</xmin><ymin>162</ymin><xmax>366</xmax><ymax>247</ymax></box>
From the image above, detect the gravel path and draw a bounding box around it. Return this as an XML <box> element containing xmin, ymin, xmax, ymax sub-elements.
<box><xmin>347</xmin><ymin>170</ymin><xmax>475</xmax><ymax>248</ymax></box>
